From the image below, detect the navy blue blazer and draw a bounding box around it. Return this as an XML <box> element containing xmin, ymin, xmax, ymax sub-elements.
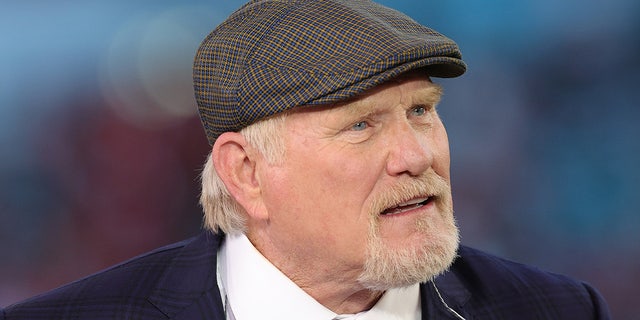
<box><xmin>1</xmin><ymin>231</ymin><xmax>610</xmax><ymax>319</ymax></box>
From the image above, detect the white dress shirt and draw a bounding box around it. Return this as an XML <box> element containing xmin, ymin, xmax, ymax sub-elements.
<box><xmin>217</xmin><ymin>233</ymin><xmax>421</xmax><ymax>320</ymax></box>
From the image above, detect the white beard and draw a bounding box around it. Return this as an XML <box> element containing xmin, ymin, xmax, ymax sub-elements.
<box><xmin>357</xmin><ymin>173</ymin><xmax>459</xmax><ymax>291</ymax></box>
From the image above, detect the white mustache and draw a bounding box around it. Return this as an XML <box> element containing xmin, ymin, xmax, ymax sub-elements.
<box><xmin>369</xmin><ymin>172</ymin><xmax>450</xmax><ymax>217</ymax></box>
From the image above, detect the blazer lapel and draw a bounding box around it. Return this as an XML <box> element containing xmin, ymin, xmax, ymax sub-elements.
<box><xmin>420</xmin><ymin>264</ymin><xmax>472</xmax><ymax>319</ymax></box>
<box><xmin>147</xmin><ymin>231</ymin><xmax>226</xmax><ymax>320</ymax></box>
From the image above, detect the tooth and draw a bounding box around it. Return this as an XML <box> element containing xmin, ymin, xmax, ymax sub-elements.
<box><xmin>381</xmin><ymin>197</ymin><xmax>432</xmax><ymax>216</ymax></box>
<box><xmin>399</xmin><ymin>197</ymin><xmax>429</xmax><ymax>206</ymax></box>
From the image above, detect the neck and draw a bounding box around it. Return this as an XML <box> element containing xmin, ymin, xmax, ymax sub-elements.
<box><xmin>246</xmin><ymin>230</ymin><xmax>385</xmax><ymax>314</ymax></box>
<box><xmin>291</xmin><ymin>267</ymin><xmax>385</xmax><ymax>314</ymax></box>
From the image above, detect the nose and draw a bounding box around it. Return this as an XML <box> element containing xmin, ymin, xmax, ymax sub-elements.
<box><xmin>385</xmin><ymin>122</ymin><xmax>433</xmax><ymax>177</ymax></box>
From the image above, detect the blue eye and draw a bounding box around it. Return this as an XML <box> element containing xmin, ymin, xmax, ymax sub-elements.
<box><xmin>411</xmin><ymin>106</ymin><xmax>427</xmax><ymax>116</ymax></box>
<box><xmin>351</xmin><ymin>121</ymin><xmax>368</xmax><ymax>131</ymax></box>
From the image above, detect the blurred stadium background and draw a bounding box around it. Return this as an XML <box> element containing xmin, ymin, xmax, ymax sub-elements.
<box><xmin>1</xmin><ymin>0</ymin><xmax>638</xmax><ymax>318</ymax></box>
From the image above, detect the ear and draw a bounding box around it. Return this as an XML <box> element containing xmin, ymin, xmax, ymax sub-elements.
<box><xmin>212</xmin><ymin>132</ymin><xmax>269</xmax><ymax>221</ymax></box>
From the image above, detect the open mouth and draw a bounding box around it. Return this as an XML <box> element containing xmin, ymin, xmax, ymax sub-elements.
<box><xmin>381</xmin><ymin>196</ymin><xmax>433</xmax><ymax>216</ymax></box>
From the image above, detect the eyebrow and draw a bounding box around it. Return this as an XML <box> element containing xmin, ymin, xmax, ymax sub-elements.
<box><xmin>411</xmin><ymin>84</ymin><xmax>444</xmax><ymax>107</ymax></box>
<box><xmin>339</xmin><ymin>83</ymin><xmax>444</xmax><ymax>119</ymax></box>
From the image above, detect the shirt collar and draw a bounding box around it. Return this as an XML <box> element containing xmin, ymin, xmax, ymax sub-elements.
<box><xmin>218</xmin><ymin>233</ymin><xmax>420</xmax><ymax>320</ymax></box>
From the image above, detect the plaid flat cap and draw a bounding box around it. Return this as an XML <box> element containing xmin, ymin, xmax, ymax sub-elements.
<box><xmin>194</xmin><ymin>0</ymin><xmax>466</xmax><ymax>144</ymax></box>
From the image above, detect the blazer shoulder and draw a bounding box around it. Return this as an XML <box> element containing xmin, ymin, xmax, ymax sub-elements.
<box><xmin>1</xmin><ymin>235</ymin><xmax>203</xmax><ymax>319</ymax></box>
<box><xmin>448</xmin><ymin>245</ymin><xmax>611</xmax><ymax>319</ymax></box>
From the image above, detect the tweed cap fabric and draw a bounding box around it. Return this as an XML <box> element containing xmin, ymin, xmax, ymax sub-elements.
<box><xmin>193</xmin><ymin>0</ymin><xmax>466</xmax><ymax>144</ymax></box>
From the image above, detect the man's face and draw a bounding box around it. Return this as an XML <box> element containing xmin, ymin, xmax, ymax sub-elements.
<box><xmin>256</xmin><ymin>71</ymin><xmax>459</xmax><ymax>289</ymax></box>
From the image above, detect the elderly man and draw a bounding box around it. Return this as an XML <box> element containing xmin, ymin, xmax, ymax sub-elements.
<box><xmin>1</xmin><ymin>0</ymin><xmax>610</xmax><ymax>319</ymax></box>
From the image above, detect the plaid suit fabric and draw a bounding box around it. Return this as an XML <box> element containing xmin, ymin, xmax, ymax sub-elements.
<box><xmin>193</xmin><ymin>0</ymin><xmax>466</xmax><ymax>144</ymax></box>
<box><xmin>427</xmin><ymin>246</ymin><xmax>611</xmax><ymax>319</ymax></box>
<box><xmin>1</xmin><ymin>233</ymin><xmax>226</xmax><ymax>320</ymax></box>
<box><xmin>2</xmin><ymin>232</ymin><xmax>610</xmax><ymax>319</ymax></box>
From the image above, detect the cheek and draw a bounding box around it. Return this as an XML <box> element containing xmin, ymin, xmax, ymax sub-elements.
<box><xmin>262</xmin><ymin>156</ymin><xmax>348</xmax><ymax>216</ymax></box>
<box><xmin>288</xmin><ymin>151</ymin><xmax>379</xmax><ymax>228</ymax></box>
<box><xmin>264</xmin><ymin>158</ymin><xmax>373</xmax><ymax>256</ymax></box>
<box><xmin>307</xmin><ymin>163</ymin><xmax>368</xmax><ymax>210</ymax></box>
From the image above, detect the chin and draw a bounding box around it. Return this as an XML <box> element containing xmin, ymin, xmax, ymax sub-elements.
<box><xmin>357</xmin><ymin>215</ymin><xmax>460</xmax><ymax>291</ymax></box>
